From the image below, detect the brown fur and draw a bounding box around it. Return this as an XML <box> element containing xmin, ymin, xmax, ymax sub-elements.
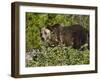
<box><xmin>40</xmin><ymin>24</ymin><xmax>88</xmax><ymax>49</ymax></box>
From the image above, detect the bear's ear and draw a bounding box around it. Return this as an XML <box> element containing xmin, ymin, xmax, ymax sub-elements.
<box><xmin>46</xmin><ymin>26</ymin><xmax>53</xmax><ymax>31</ymax></box>
<box><xmin>46</xmin><ymin>24</ymin><xmax>60</xmax><ymax>31</ymax></box>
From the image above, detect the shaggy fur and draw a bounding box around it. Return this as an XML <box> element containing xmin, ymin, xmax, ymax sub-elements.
<box><xmin>40</xmin><ymin>24</ymin><xmax>88</xmax><ymax>49</ymax></box>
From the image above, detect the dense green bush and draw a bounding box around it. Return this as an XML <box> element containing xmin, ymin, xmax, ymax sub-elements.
<box><xmin>26</xmin><ymin>12</ymin><xmax>89</xmax><ymax>67</ymax></box>
<box><xmin>26</xmin><ymin>45</ymin><xmax>89</xmax><ymax>67</ymax></box>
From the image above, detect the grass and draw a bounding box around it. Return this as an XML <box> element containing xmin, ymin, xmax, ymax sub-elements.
<box><xmin>26</xmin><ymin>45</ymin><xmax>89</xmax><ymax>67</ymax></box>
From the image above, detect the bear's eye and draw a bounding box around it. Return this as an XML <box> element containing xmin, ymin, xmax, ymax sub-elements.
<box><xmin>44</xmin><ymin>31</ymin><xmax>47</xmax><ymax>35</ymax></box>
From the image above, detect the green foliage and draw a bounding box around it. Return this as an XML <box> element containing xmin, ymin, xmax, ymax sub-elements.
<box><xmin>26</xmin><ymin>45</ymin><xmax>89</xmax><ymax>67</ymax></box>
<box><xmin>26</xmin><ymin>12</ymin><xmax>89</xmax><ymax>67</ymax></box>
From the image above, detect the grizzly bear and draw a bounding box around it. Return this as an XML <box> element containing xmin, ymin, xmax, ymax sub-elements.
<box><xmin>40</xmin><ymin>24</ymin><xmax>89</xmax><ymax>49</ymax></box>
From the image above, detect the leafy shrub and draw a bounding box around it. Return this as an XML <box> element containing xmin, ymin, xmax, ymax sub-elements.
<box><xmin>26</xmin><ymin>45</ymin><xmax>89</xmax><ymax>67</ymax></box>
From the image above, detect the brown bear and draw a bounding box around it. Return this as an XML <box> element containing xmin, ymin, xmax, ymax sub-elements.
<box><xmin>40</xmin><ymin>24</ymin><xmax>89</xmax><ymax>49</ymax></box>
